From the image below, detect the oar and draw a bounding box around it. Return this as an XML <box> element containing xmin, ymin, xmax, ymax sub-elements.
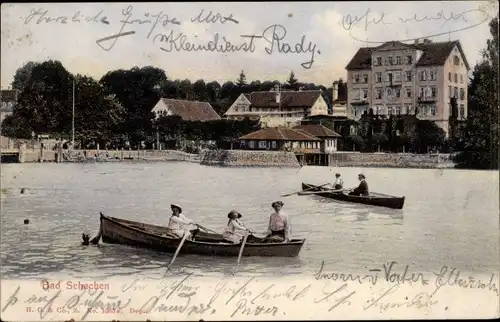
<box><xmin>232</xmin><ymin>231</ymin><xmax>249</xmax><ymax>276</ymax></box>
<box><xmin>166</xmin><ymin>231</ymin><xmax>190</xmax><ymax>271</ymax></box>
<box><xmin>298</xmin><ymin>188</ymin><xmax>344</xmax><ymax>195</ymax></box>
<box><xmin>281</xmin><ymin>183</ymin><xmax>330</xmax><ymax>197</ymax></box>
<box><xmin>196</xmin><ymin>224</ymin><xmax>218</xmax><ymax>234</ymax></box>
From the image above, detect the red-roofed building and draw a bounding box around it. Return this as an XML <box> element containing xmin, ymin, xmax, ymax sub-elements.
<box><xmin>239</xmin><ymin>124</ymin><xmax>341</xmax><ymax>154</ymax></box>
<box><xmin>345</xmin><ymin>39</ymin><xmax>469</xmax><ymax>137</ymax></box>
<box><xmin>152</xmin><ymin>98</ymin><xmax>220</xmax><ymax>121</ymax></box>
<box><xmin>225</xmin><ymin>89</ymin><xmax>328</xmax><ymax>128</ymax></box>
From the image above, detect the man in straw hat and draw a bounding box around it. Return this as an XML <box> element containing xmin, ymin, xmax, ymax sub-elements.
<box><xmin>348</xmin><ymin>173</ymin><xmax>369</xmax><ymax>196</ymax></box>
<box><xmin>265</xmin><ymin>201</ymin><xmax>292</xmax><ymax>243</ymax></box>
<box><xmin>167</xmin><ymin>204</ymin><xmax>199</xmax><ymax>239</ymax></box>
<box><xmin>222</xmin><ymin>210</ymin><xmax>250</xmax><ymax>244</ymax></box>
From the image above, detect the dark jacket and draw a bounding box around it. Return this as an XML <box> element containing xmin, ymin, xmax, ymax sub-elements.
<box><xmin>352</xmin><ymin>180</ymin><xmax>369</xmax><ymax>196</ymax></box>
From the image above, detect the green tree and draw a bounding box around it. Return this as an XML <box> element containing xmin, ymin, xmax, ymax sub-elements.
<box><xmin>11</xmin><ymin>61</ymin><xmax>40</xmax><ymax>92</ymax></box>
<box><xmin>236</xmin><ymin>70</ymin><xmax>247</xmax><ymax>88</ymax></box>
<box><xmin>286</xmin><ymin>71</ymin><xmax>299</xmax><ymax>90</ymax></box>
<box><xmin>100</xmin><ymin>66</ymin><xmax>167</xmax><ymax>146</ymax></box>
<box><xmin>453</xmin><ymin>15</ymin><xmax>499</xmax><ymax>169</ymax></box>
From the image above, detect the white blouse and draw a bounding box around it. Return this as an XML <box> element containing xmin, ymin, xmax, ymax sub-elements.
<box><xmin>267</xmin><ymin>212</ymin><xmax>292</xmax><ymax>241</ymax></box>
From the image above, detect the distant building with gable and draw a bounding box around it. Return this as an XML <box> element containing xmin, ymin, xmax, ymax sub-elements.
<box><xmin>224</xmin><ymin>89</ymin><xmax>329</xmax><ymax>128</ymax></box>
<box><xmin>152</xmin><ymin>98</ymin><xmax>221</xmax><ymax>121</ymax></box>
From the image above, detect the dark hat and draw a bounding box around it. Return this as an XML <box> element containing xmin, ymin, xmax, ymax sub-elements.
<box><xmin>358</xmin><ymin>173</ymin><xmax>365</xmax><ymax>179</ymax></box>
<box><xmin>171</xmin><ymin>204</ymin><xmax>182</xmax><ymax>213</ymax></box>
<box><xmin>227</xmin><ymin>210</ymin><xmax>242</xmax><ymax>219</ymax></box>
<box><xmin>272</xmin><ymin>201</ymin><xmax>284</xmax><ymax>208</ymax></box>
<box><xmin>335</xmin><ymin>173</ymin><xmax>341</xmax><ymax>177</ymax></box>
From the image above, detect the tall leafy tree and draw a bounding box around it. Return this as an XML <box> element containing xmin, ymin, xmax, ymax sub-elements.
<box><xmin>285</xmin><ymin>71</ymin><xmax>299</xmax><ymax>90</ymax></box>
<box><xmin>236</xmin><ymin>70</ymin><xmax>247</xmax><ymax>88</ymax></box>
<box><xmin>454</xmin><ymin>15</ymin><xmax>499</xmax><ymax>169</ymax></box>
<box><xmin>11</xmin><ymin>61</ymin><xmax>40</xmax><ymax>92</ymax></box>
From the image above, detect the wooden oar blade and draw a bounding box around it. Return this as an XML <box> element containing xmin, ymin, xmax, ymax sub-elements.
<box><xmin>282</xmin><ymin>183</ymin><xmax>331</xmax><ymax>197</ymax></box>
<box><xmin>298</xmin><ymin>189</ymin><xmax>344</xmax><ymax>195</ymax></box>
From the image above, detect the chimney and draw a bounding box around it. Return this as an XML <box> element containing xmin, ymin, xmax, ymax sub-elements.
<box><xmin>332</xmin><ymin>81</ymin><xmax>339</xmax><ymax>101</ymax></box>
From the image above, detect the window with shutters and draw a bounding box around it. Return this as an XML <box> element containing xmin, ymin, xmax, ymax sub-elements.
<box><xmin>430</xmin><ymin>70</ymin><xmax>436</xmax><ymax>81</ymax></box>
<box><xmin>420</xmin><ymin>71</ymin><xmax>427</xmax><ymax>81</ymax></box>
<box><xmin>362</xmin><ymin>73</ymin><xmax>369</xmax><ymax>83</ymax></box>
<box><xmin>405</xmin><ymin>71</ymin><xmax>412</xmax><ymax>82</ymax></box>
<box><xmin>419</xmin><ymin>87</ymin><xmax>425</xmax><ymax>98</ymax></box>
<box><xmin>406</xmin><ymin>87</ymin><xmax>412</xmax><ymax>98</ymax></box>
<box><xmin>395</xmin><ymin>71</ymin><xmax>401</xmax><ymax>83</ymax></box>
<box><xmin>376</xmin><ymin>88</ymin><xmax>382</xmax><ymax>99</ymax></box>
<box><xmin>460</xmin><ymin>88</ymin><xmax>465</xmax><ymax>100</ymax></box>
<box><xmin>396</xmin><ymin>56</ymin><xmax>402</xmax><ymax>65</ymax></box>
<box><xmin>375</xmin><ymin>72</ymin><xmax>382</xmax><ymax>83</ymax></box>
<box><xmin>448</xmin><ymin>72</ymin><xmax>452</xmax><ymax>81</ymax></box>
<box><xmin>387</xmin><ymin>88</ymin><xmax>393</xmax><ymax>99</ymax></box>
<box><xmin>454</xmin><ymin>73</ymin><xmax>458</xmax><ymax>83</ymax></box>
<box><xmin>388</xmin><ymin>56</ymin><xmax>394</xmax><ymax>65</ymax></box>
<box><xmin>384</xmin><ymin>72</ymin><xmax>390</xmax><ymax>82</ymax></box>
<box><xmin>431</xmin><ymin>87</ymin><xmax>437</xmax><ymax>98</ymax></box>
<box><xmin>362</xmin><ymin>89</ymin><xmax>368</xmax><ymax>99</ymax></box>
<box><xmin>396</xmin><ymin>89</ymin><xmax>401</xmax><ymax>98</ymax></box>
<box><xmin>406</xmin><ymin>55</ymin><xmax>413</xmax><ymax>64</ymax></box>
<box><xmin>395</xmin><ymin>105</ymin><xmax>401</xmax><ymax>115</ymax></box>
<box><xmin>375</xmin><ymin>57</ymin><xmax>382</xmax><ymax>66</ymax></box>
<box><xmin>353</xmin><ymin>73</ymin><xmax>360</xmax><ymax>83</ymax></box>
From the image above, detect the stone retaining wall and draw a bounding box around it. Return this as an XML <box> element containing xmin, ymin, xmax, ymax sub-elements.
<box><xmin>329</xmin><ymin>152</ymin><xmax>455</xmax><ymax>168</ymax></box>
<box><xmin>201</xmin><ymin>149</ymin><xmax>300</xmax><ymax>167</ymax></box>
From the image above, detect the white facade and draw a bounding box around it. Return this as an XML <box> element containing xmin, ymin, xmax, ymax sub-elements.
<box><xmin>346</xmin><ymin>40</ymin><xmax>469</xmax><ymax>136</ymax></box>
<box><xmin>225</xmin><ymin>91</ymin><xmax>328</xmax><ymax>128</ymax></box>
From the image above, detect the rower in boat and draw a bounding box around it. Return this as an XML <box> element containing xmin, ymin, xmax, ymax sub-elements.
<box><xmin>333</xmin><ymin>173</ymin><xmax>344</xmax><ymax>190</ymax></box>
<box><xmin>167</xmin><ymin>204</ymin><xmax>199</xmax><ymax>239</ymax></box>
<box><xmin>222</xmin><ymin>210</ymin><xmax>251</xmax><ymax>244</ymax></box>
<box><xmin>265</xmin><ymin>201</ymin><xmax>292</xmax><ymax>243</ymax></box>
<box><xmin>348</xmin><ymin>173</ymin><xmax>370</xmax><ymax>196</ymax></box>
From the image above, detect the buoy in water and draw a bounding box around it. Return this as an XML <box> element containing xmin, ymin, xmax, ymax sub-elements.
<box><xmin>24</xmin><ymin>219</ymin><xmax>29</xmax><ymax>224</ymax></box>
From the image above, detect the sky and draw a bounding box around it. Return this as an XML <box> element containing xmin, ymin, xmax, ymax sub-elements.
<box><xmin>1</xmin><ymin>1</ymin><xmax>498</xmax><ymax>88</ymax></box>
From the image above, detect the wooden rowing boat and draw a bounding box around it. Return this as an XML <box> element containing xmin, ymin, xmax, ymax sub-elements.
<box><xmin>93</xmin><ymin>213</ymin><xmax>305</xmax><ymax>257</ymax></box>
<box><xmin>301</xmin><ymin>183</ymin><xmax>405</xmax><ymax>209</ymax></box>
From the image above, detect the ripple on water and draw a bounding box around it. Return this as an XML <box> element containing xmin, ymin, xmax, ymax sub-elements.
<box><xmin>1</xmin><ymin>163</ymin><xmax>498</xmax><ymax>279</ymax></box>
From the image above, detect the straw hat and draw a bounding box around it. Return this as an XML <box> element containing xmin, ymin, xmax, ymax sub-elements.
<box><xmin>227</xmin><ymin>210</ymin><xmax>242</xmax><ymax>219</ymax></box>
<box><xmin>171</xmin><ymin>204</ymin><xmax>182</xmax><ymax>213</ymax></box>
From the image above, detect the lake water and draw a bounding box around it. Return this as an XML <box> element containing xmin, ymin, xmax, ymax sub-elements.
<box><xmin>1</xmin><ymin>162</ymin><xmax>498</xmax><ymax>280</ymax></box>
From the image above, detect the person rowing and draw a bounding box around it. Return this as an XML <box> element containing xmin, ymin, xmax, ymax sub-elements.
<box><xmin>348</xmin><ymin>173</ymin><xmax>370</xmax><ymax>196</ymax></box>
<box><xmin>222</xmin><ymin>210</ymin><xmax>251</xmax><ymax>244</ymax></box>
<box><xmin>265</xmin><ymin>201</ymin><xmax>292</xmax><ymax>243</ymax></box>
<box><xmin>167</xmin><ymin>204</ymin><xmax>199</xmax><ymax>239</ymax></box>
<box><xmin>332</xmin><ymin>173</ymin><xmax>344</xmax><ymax>190</ymax></box>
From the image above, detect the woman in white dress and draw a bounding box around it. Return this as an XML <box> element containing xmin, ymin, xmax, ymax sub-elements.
<box><xmin>167</xmin><ymin>204</ymin><xmax>198</xmax><ymax>238</ymax></box>
<box><xmin>222</xmin><ymin>210</ymin><xmax>249</xmax><ymax>244</ymax></box>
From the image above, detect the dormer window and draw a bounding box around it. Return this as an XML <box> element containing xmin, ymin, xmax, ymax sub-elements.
<box><xmin>454</xmin><ymin>55</ymin><xmax>460</xmax><ymax>66</ymax></box>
